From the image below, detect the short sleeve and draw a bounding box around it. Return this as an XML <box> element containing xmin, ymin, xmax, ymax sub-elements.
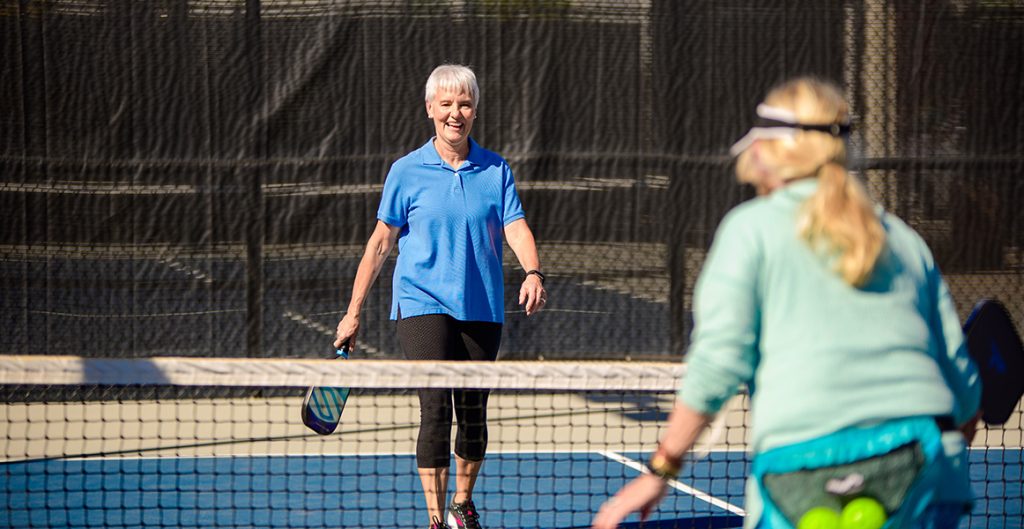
<box><xmin>501</xmin><ymin>163</ymin><xmax>525</xmax><ymax>226</ymax></box>
<box><xmin>377</xmin><ymin>164</ymin><xmax>407</xmax><ymax>227</ymax></box>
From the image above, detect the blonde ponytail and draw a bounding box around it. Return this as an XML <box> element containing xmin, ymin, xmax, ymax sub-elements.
<box><xmin>799</xmin><ymin>162</ymin><xmax>885</xmax><ymax>286</ymax></box>
<box><xmin>734</xmin><ymin>78</ymin><xmax>885</xmax><ymax>287</ymax></box>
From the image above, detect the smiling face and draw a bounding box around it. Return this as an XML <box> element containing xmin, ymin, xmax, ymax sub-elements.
<box><xmin>426</xmin><ymin>88</ymin><xmax>476</xmax><ymax>151</ymax></box>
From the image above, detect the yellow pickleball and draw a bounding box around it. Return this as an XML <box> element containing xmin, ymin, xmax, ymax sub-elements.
<box><xmin>839</xmin><ymin>497</ymin><xmax>887</xmax><ymax>529</ymax></box>
<box><xmin>797</xmin><ymin>506</ymin><xmax>841</xmax><ymax>529</ymax></box>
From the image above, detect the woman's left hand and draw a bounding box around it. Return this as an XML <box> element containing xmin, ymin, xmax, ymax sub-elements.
<box><xmin>520</xmin><ymin>274</ymin><xmax>547</xmax><ymax>316</ymax></box>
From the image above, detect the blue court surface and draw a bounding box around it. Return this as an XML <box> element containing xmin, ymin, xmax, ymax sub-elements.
<box><xmin>1</xmin><ymin>449</ymin><xmax>1019</xmax><ymax>528</ymax></box>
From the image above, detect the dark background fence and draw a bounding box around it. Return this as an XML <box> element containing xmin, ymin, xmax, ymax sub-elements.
<box><xmin>1</xmin><ymin>0</ymin><xmax>1021</xmax><ymax>359</ymax></box>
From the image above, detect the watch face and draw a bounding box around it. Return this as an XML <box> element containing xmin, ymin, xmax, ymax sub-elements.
<box><xmin>649</xmin><ymin>453</ymin><xmax>680</xmax><ymax>477</ymax></box>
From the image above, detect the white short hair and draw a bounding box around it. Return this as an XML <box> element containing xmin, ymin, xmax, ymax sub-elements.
<box><xmin>424</xmin><ymin>64</ymin><xmax>479</xmax><ymax>106</ymax></box>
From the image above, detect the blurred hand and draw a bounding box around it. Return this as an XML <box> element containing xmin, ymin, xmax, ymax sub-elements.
<box><xmin>334</xmin><ymin>313</ymin><xmax>359</xmax><ymax>351</ymax></box>
<box><xmin>592</xmin><ymin>474</ymin><xmax>669</xmax><ymax>529</ymax></box>
<box><xmin>519</xmin><ymin>275</ymin><xmax>547</xmax><ymax>316</ymax></box>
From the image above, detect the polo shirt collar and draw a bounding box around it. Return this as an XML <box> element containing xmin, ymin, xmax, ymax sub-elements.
<box><xmin>419</xmin><ymin>137</ymin><xmax>484</xmax><ymax>169</ymax></box>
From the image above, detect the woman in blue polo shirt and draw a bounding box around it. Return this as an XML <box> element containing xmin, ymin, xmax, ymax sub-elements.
<box><xmin>592</xmin><ymin>78</ymin><xmax>980</xmax><ymax>529</ymax></box>
<box><xmin>333</xmin><ymin>64</ymin><xmax>547</xmax><ymax>529</ymax></box>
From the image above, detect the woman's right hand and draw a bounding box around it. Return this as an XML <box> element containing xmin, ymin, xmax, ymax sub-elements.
<box><xmin>592</xmin><ymin>473</ymin><xmax>669</xmax><ymax>529</ymax></box>
<box><xmin>334</xmin><ymin>313</ymin><xmax>359</xmax><ymax>351</ymax></box>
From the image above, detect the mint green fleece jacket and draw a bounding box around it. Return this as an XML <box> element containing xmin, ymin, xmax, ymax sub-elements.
<box><xmin>678</xmin><ymin>179</ymin><xmax>981</xmax><ymax>521</ymax></box>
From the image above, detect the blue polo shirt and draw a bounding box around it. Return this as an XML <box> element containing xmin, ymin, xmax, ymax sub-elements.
<box><xmin>377</xmin><ymin>138</ymin><xmax>525</xmax><ymax>323</ymax></box>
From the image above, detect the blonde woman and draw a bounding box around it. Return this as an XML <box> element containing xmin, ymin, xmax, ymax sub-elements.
<box><xmin>593</xmin><ymin>78</ymin><xmax>980</xmax><ymax>529</ymax></box>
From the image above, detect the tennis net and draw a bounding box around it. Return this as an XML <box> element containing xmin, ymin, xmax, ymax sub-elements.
<box><xmin>0</xmin><ymin>356</ymin><xmax>1020</xmax><ymax>528</ymax></box>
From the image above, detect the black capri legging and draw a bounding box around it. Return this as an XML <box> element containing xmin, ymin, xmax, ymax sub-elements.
<box><xmin>396</xmin><ymin>313</ymin><xmax>502</xmax><ymax>469</ymax></box>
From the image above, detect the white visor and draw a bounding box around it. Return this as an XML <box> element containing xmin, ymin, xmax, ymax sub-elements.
<box><xmin>729</xmin><ymin>104</ymin><xmax>802</xmax><ymax>156</ymax></box>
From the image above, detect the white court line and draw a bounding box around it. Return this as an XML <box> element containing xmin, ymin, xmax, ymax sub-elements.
<box><xmin>158</xmin><ymin>257</ymin><xmax>214</xmax><ymax>284</ymax></box>
<box><xmin>597</xmin><ymin>450</ymin><xmax>747</xmax><ymax>517</ymax></box>
<box><xmin>58</xmin><ymin>448</ymin><xmax>631</xmax><ymax>459</ymax></box>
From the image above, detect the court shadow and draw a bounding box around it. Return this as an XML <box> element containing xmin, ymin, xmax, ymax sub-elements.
<box><xmin>583</xmin><ymin>392</ymin><xmax>672</xmax><ymax>422</ymax></box>
<box><xmin>80</xmin><ymin>356</ymin><xmax>171</xmax><ymax>386</ymax></box>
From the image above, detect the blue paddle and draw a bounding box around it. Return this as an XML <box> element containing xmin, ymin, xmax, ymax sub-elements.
<box><xmin>301</xmin><ymin>341</ymin><xmax>351</xmax><ymax>435</ymax></box>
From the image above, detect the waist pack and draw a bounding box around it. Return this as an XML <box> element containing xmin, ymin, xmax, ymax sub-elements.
<box><xmin>752</xmin><ymin>417</ymin><xmax>949</xmax><ymax>529</ymax></box>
